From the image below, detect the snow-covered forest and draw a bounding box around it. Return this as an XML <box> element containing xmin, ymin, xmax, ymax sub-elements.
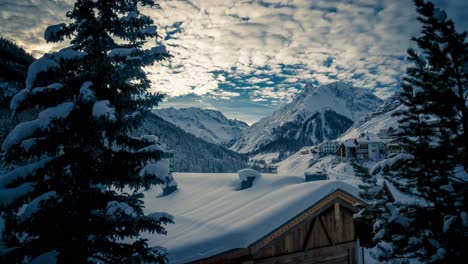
<box><xmin>0</xmin><ymin>0</ymin><xmax>467</xmax><ymax>263</ymax></box>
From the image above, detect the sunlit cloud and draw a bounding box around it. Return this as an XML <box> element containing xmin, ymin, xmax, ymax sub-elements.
<box><xmin>1</xmin><ymin>0</ymin><xmax>467</xmax><ymax>123</ymax></box>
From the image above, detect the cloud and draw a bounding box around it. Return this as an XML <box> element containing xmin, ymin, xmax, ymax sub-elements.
<box><xmin>1</xmin><ymin>0</ymin><xmax>467</xmax><ymax>123</ymax></box>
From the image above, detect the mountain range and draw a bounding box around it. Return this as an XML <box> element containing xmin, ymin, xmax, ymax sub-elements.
<box><xmin>153</xmin><ymin>107</ymin><xmax>247</xmax><ymax>146</ymax></box>
<box><xmin>230</xmin><ymin>82</ymin><xmax>383</xmax><ymax>156</ymax></box>
<box><xmin>138</xmin><ymin>113</ymin><xmax>247</xmax><ymax>172</ymax></box>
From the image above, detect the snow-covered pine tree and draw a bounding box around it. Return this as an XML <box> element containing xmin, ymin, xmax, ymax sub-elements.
<box><xmin>351</xmin><ymin>162</ymin><xmax>391</xmax><ymax>250</ymax></box>
<box><xmin>0</xmin><ymin>0</ymin><xmax>174</xmax><ymax>263</ymax></box>
<box><xmin>368</xmin><ymin>1</ymin><xmax>467</xmax><ymax>262</ymax></box>
<box><xmin>409</xmin><ymin>0</ymin><xmax>468</xmax><ymax>170</ymax></box>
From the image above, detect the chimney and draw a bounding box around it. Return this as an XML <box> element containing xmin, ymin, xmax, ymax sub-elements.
<box><xmin>304</xmin><ymin>171</ymin><xmax>328</xmax><ymax>182</ymax></box>
<box><xmin>238</xmin><ymin>168</ymin><xmax>261</xmax><ymax>190</ymax></box>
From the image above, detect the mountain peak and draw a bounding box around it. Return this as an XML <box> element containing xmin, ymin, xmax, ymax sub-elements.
<box><xmin>230</xmin><ymin>81</ymin><xmax>383</xmax><ymax>155</ymax></box>
<box><xmin>153</xmin><ymin>107</ymin><xmax>248</xmax><ymax>146</ymax></box>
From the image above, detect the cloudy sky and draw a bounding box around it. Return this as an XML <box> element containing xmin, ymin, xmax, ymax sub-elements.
<box><xmin>1</xmin><ymin>0</ymin><xmax>467</xmax><ymax>124</ymax></box>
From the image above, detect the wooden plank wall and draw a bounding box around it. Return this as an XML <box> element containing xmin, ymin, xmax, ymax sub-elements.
<box><xmin>252</xmin><ymin>204</ymin><xmax>356</xmax><ymax>264</ymax></box>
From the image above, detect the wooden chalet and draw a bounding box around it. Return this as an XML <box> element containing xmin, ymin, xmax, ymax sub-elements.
<box><xmin>191</xmin><ymin>190</ymin><xmax>364</xmax><ymax>264</ymax></box>
<box><xmin>143</xmin><ymin>173</ymin><xmax>367</xmax><ymax>264</ymax></box>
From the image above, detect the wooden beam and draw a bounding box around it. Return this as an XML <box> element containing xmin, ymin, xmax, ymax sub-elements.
<box><xmin>334</xmin><ymin>202</ymin><xmax>343</xmax><ymax>237</ymax></box>
<box><xmin>319</xmin><ymin>216</ymin><xmax>334</xmax><ymax>246</ymax></box>
<box><xmin>303</xmin><ymin>218</ymin><xmax>316</xmax><ymax>251</ymax></box>
<box><xmin>254</xmin><ymin>241</ymin><xmax>356</xmax><ymax>264</ymax></box>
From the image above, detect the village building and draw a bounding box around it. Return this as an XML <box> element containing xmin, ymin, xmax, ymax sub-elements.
<box><xmin>145</xmin><ymin>173</ymin><xmax>367</xmax><ymax>264</ymax></box>
<box><xmin>354</xmin><ymin>134</ymin><xmax>385</xmax><ymax>160</ymax></box>
<box><xmin>319</xmin><ymin>140</ymin><xmax>339</xmax><ymax>155</ymax></box>
<box><xmin>336</xmin><ymin>133</ymin><xmax>387</xmax><ymax>161</ymax></box>
<box><xmin>336</xmin><ymin>139</ymin><xmax>357</xmax><ymax>159</ymax></box>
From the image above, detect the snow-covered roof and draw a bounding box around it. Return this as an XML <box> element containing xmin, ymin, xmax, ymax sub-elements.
<box><xmin>142</xmin><ymin>173</ymin><xmax>361</xmax><ymax>263</ymax></box>
<box><xmin>356</xmin><ymin>133</ymin><xmax>386</xmax><ymax>144</ymax></box>
<box><xmin>342</xmin><ymin>139</ymin><xmax>356</xmax><ymax>147</ymax></box>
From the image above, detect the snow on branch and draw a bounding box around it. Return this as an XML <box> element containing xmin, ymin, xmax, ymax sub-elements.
<box><xmin>30</xmin><ymin>250</ymin><xmax>58</xmax><ymax>264</ymax></box>
<box><xmin>44</xmin><ymin>23</ymin><xmax>66</xmax><ymax>42</ymax></box>
<box><xmin>370</xmin><ymin>153</ymin><xmax>414</xmax><ymax>175</ymax></box>
<box><xmin>10</xmin><ymin>88</ymin><xmax>30</xmax><ymax>114</ymax></box>
<box><xmin>25</xmin><ymin>47</ymin><xmax>87</xmax><ymax>90</ymax></box>
<box><xmin>78</xmin><ymin>81</ymin><xmax>95</xmax><ymax>103</ymax></box>
<box><xmin>0</xmin><ymin>158</ymin><xmax>50</xmax><ymax>188</ymax></box>
<box><xmin>149</xmin><ymin>45</ymin><xmax>167</xmax><ymax>56</ymax></box>
<box><xmin>137</xmin><ymin>135</ymin><xmax>159</xmax><ymax>144</ymax></box>
<box><xmin>9</xmin><ymin>82</ymin><xmax>64</xmax><ymax>115</ymax></box>
<box><xmin>0</xmin><ymin>183</ymin><xmax>35</xmax><ymax>207</ymax></box>
<box><xmin>25</xmin><ymin>57</ymin><xmax>59</xmax><ymax>90</ymax></box>
<box><xmin>106</xmin><ymin>201</ymin><xmax>137</xmax><ymax>220</ymax></box>
<box><xmin>31</xmin><ymin>83</ymin><xmax>64</xmax><ymax>95</ymax></box>
<box><xmin>147</xmin><ymin>212</ymin><xmax>173</xmax><ymax>222</ymax></box>
<box><xmin>139</xmin><ymin>25</ymin><xmax>157</xmax><ymax>36</ymax></box>
<box><xmin>108</xmin><ymin>48</ymin><xmax>136</xmax><ymax>58</ymax></box>
<box><xmin>19</xmin><ymin>191</ymin><xmax>57</xmax><ymax>221</ymax></box>
<box><xmin>92</xmin><ymin>100</ymin><xmax>116</xmax><ymax>122</ymax></box>
<box><xmin>433</xmin><ymin>8</ymin><xmax>447</xmax><ymax>23</ymax></box>
<box><xmin>2</xmin><ymin>102</ymin><xmax>75</xmax><ymax>151</ymax></box>
<box><xmin>139</xmin><ymin>159</ymin><xmax>171</xmax><ymax>182</ymax></box>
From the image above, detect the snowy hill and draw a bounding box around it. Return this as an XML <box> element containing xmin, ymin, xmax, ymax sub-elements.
<box><xmin>231</xmin><ymin>82</ymin><xmax>383</xmax><ymax>156</ymax></box>
<box><xmin>154</xmin><ymin>107</ymin><xmax>248</xmax><ymax>146</ymax></box>
<box><xmin>338</xmin><ymin>92</ymin><xmax>402</xmax><ymax>140</ymax></box>
<box><xmin>138</xmin><ymin>113</ymin><xmax>247</xmax><ymax>172</ymax></box>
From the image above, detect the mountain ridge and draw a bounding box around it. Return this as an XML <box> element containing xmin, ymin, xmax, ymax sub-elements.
<box><xmin>138</xmin><ymin>113</ymin><xmax>247</xmax><ymax>172</ymax></box>
<box><xmin>230</xmin><ymin>82</ymin><xmax>383</xmax><ymax>155</ymax></box>
<box><xmin>153</xmin><ymin>107</ymin><xmax>248</xmax><ymax>146</ymax></box>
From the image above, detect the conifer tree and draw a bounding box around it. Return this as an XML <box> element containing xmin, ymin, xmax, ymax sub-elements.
<box><xmin>409</xmin><ymin>0</ymin><xmax>468</xmax><ymax>170</ymax></box>
<box><xmin>365</xmin><ymin>1</ymin><xmax>467</xmax><ymax>262</ymax></box>
<box><xmin>0</xmin><ymin>0</ymin><xmax>174</xmax><ymax>263</ymax></box>
<box><xmin>351</xmin><ymin>162</ymin><xmax>391</xmax><ymax>250</ymax></box>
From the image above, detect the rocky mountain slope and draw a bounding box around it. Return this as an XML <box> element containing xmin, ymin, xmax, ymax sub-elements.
<box><xmin>154</xmin><ymin>107</ymin><xmax>248</xmax><ymax>146</ymax></box>
<box><xmin>138</xmin><ymin>113</ymin><xmax>247</xmax><ymax>172</ymax></box>
<box><xmin>338</xmin><ymin>92</ymin><xmax>402</xmax><ymax>140</ymax></box>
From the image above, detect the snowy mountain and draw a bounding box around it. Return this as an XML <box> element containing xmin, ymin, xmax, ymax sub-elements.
<box><xmin>231</xmin><ymin>82</ymin><xmax>383</xmax><ymax>156</ymax></box>
<box><xmin>154</xmin><ymin>107</ymin><xmax>248</xmax><ymax>146</ymax></box>
<box><xmin>338</xmin><ymin>92</ymin><xmax>402</xmax><ymax>140</ymax></box>
<box><xmin>138</xmin><ymin>113</ymin><xmax>247</xmax><ymax>172</ymax></box>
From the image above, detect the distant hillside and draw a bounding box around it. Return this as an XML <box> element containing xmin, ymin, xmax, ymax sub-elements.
<box><xmin>0</xmin><ymin>37</ymin><xmax>34</xmax><ymax>85</ymax></box>
<box><xmin>138</xmin><ymin>113</ymin><xmax>248</xmax><ymax>172</ymax></box>
<box><xmin>338</xmin><ymin>92</ymin><xmax>402</xmax><ymax>140</ymax></box>
<box><xmin>0</xmin><ymin>37</ymin><xmax>35</xmax><ymax>141</ymax></box>
<box><xmin>154</xmin><ymin>107</ymin><xmax>248</xmax><ymax>147</ymax></box>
